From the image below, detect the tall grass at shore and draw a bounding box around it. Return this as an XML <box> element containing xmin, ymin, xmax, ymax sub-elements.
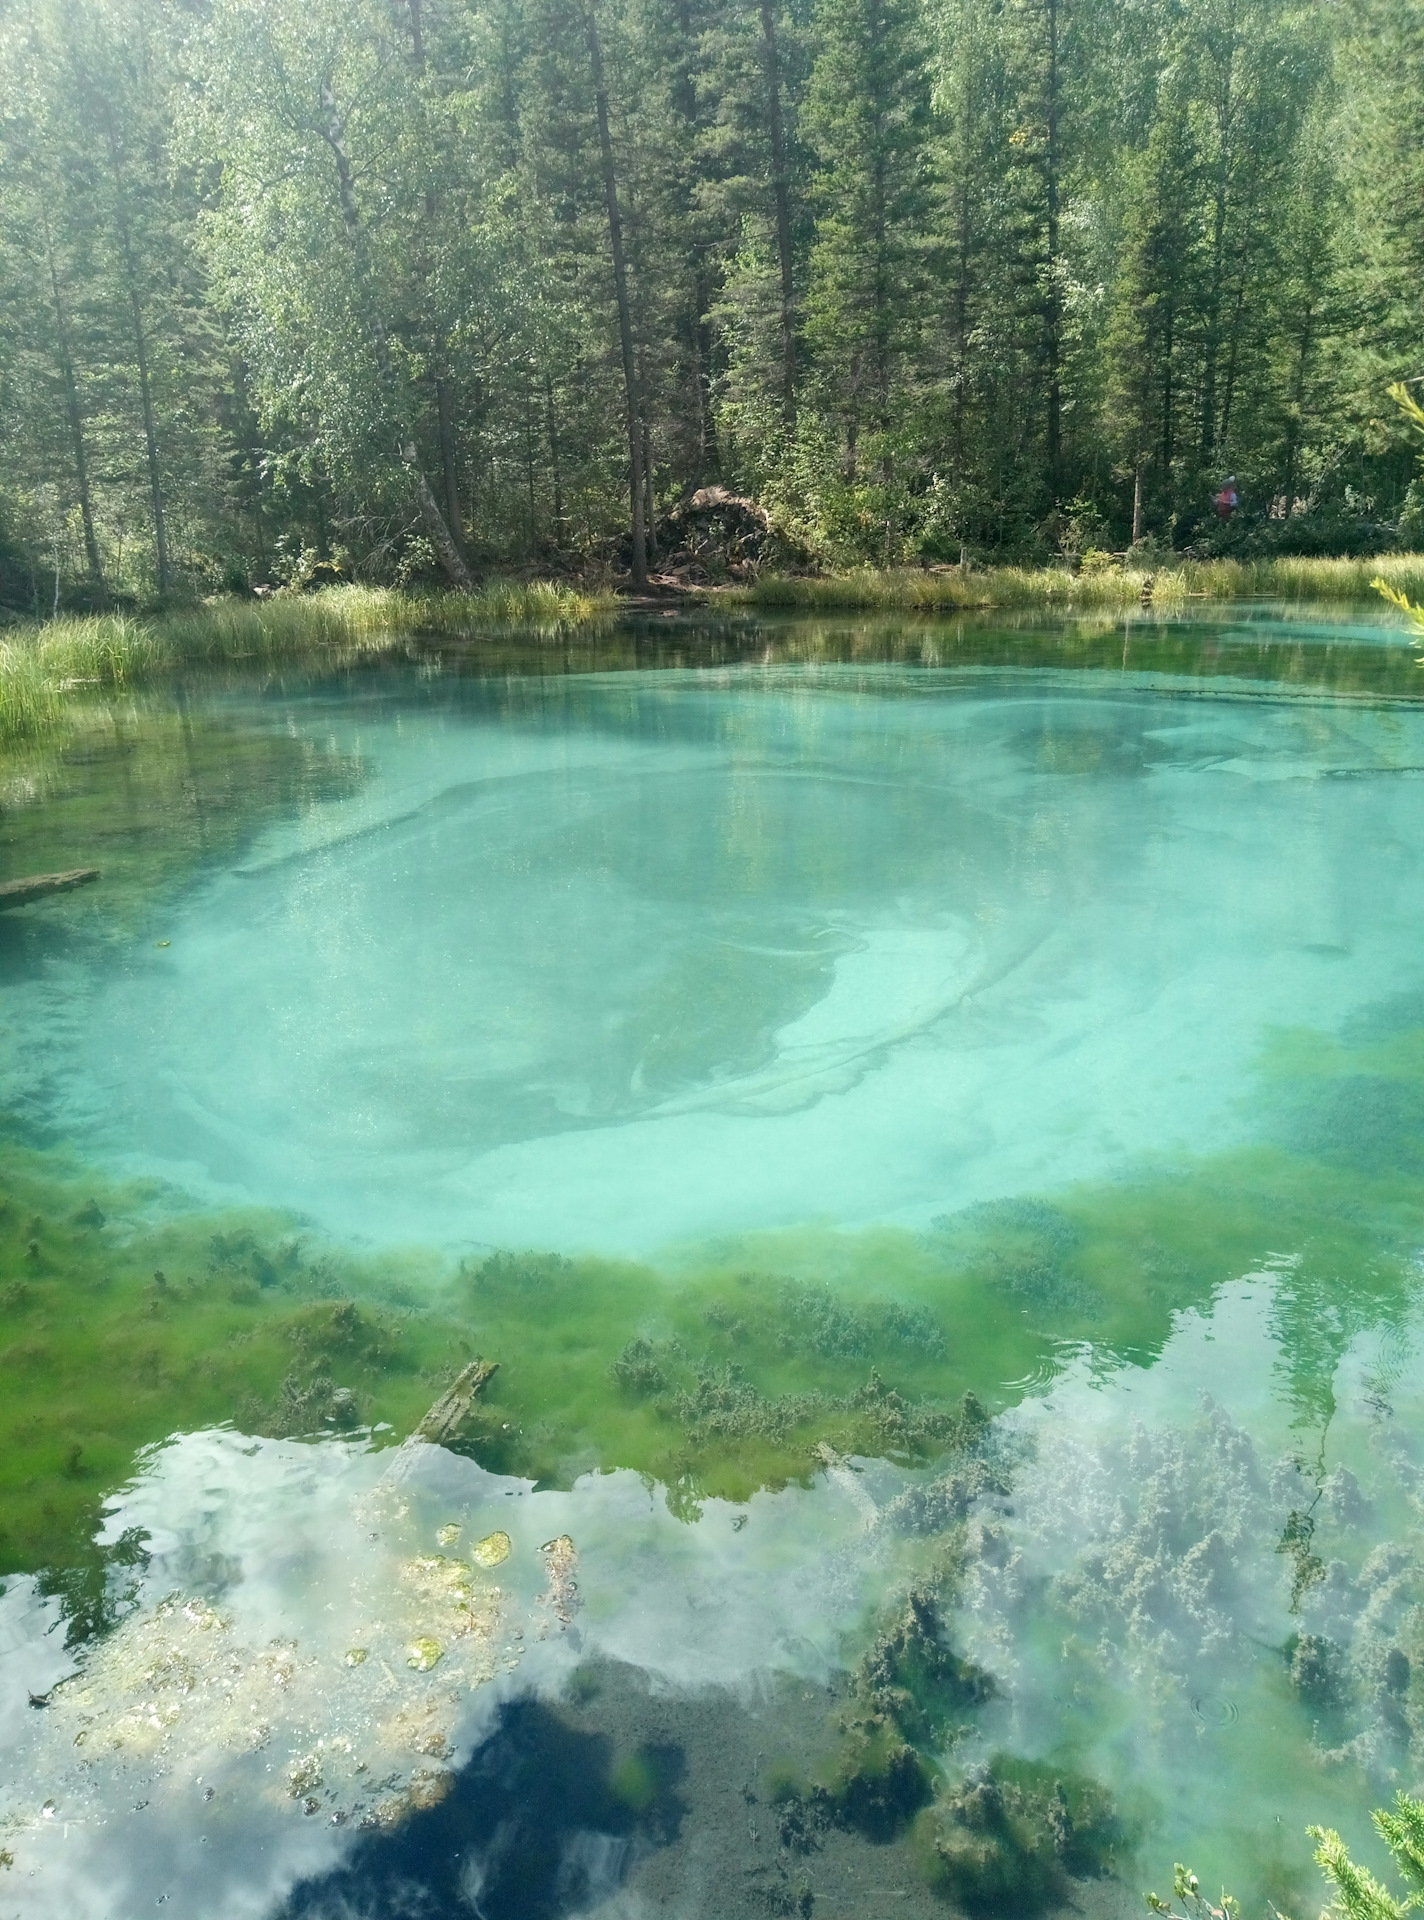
<box><xmin>0</xmin><ymin>581</ymin><xmax>616</xmax><ymax>741</ymax></box>
<box><xmin>5</xmin><ymin>559</ymin><xmax>1423</xmax><ymax>743</ymax></box>
<box><xmin>730</xmin><ymin>553</ymin><xmax>1424</xmax><ymax>612</ymax></box>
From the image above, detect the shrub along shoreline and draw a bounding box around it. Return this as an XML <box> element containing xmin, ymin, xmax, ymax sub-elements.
<box><xmin>3</xmin><ymin>557</ymin><xmax>1423</xmax><ymax>744</ymax></box>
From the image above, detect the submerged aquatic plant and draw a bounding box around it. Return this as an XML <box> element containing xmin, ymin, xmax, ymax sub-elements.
<box><xmin>6</xmin><ymin>979</ymin><xmax>1424</xmax><ymax>1658</ymax></box>
<box><xmin>920</xmin><ymin>1760</ymin><xmax>1123</xmax><ymax>1914</ymax></box>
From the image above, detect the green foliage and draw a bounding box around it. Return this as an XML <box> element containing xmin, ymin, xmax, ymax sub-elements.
<box><xmin>1</xmin><ymin>0</ymin><xmax>1419</xmax><ymax>594</ymax></box>
<box><xmin>1309</xmin><ymin>1793</ymin><xmax>1424</xmax><ymax>1920</ymax></box>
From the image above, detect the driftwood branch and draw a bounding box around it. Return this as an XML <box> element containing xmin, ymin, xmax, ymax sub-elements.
<box><xmin>0</xmin><ymin>869</ymin><xmax>100</xmax><ymax>911</ymax></box>
<box><xmin>415</xmin><ymin>1356</ymin><xmax>499</xmax><ymax>1446</ymax></box>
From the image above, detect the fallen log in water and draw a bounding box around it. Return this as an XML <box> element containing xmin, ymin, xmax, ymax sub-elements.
<box><xmin>374</xmin><ymin>1356</ymin><xmax>501</xmax><ymax>1492</ymax></box>
<box><xmin>415</xmin><ymin>1356</ymin><xmax>500</xmax><ymax>1446</ymax></box>
<box><xmin>0</xmin><ymin>868</ymin><xmax>100</xmax><ymax>910</ymax></box>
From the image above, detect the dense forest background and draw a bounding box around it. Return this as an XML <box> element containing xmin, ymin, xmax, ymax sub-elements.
<box><xmin>2</xmin><ymin>0</ymin><xmax>1422</xmax><ymax>604</ymax></box>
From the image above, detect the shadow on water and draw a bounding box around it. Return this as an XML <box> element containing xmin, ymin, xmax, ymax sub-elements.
<box><xmin>281</xmin><ymin>1695</ymin><xmax>687</xmax><ymax>1920</ymax></box>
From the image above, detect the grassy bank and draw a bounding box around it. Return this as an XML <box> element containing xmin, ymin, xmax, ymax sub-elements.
<box><xmin>727</xmin><ymin>552</ymin><xmax>1424</xmax><ymax>612</ymax></box>
<box><xmin>0</xmin><ymin>580</ymin><xmax>617</xmax><ymax>741</ymax></box>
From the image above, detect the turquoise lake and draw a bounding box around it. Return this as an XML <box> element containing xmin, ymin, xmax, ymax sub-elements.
<box><xmin>2</xmin><ymin>601</ymin><xmax>1424</xmax><ymax>1919</ymax></box>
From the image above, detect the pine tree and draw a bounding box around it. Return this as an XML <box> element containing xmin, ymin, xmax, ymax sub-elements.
<box><xmin>1103</xmin><ymin>66</ymin><xmax>1202</xmax><ymax>536</ymax></box>
<box><xmin>801</xmin><ymin>0</ymin><xmax>931</xmax><ymax>541</ymax></box>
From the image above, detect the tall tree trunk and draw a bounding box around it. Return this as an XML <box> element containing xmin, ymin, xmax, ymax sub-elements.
<box><xmin>437</xmin><ymin>377</ymin><xmax>465</xmax><ymax>551</ymax></box>
<box><xmin>317</xmin><ymin>80</ymin><xmax>474</xmax><ymax>590</ymax></box>
<box><xmin>407</xmin><ymin>0</ymin><xmax>468</xmax><ymax>560</ymax></box>
<box><xmin>672</xmin><ymin>0</ymin><xmax>719</xmax><ymax>477</ymax></box>
<box><xmin>229</xmin><ymin>358</ymin><xmax>270</xmax><ymax>575</ymax></box>
<box><xmin>1043</xmin><ymin>0</ymin><xmax>1062</xmax><ymax>500</ymax></box>
<box><xmin>1216</xmin><ymin>174</ymin><xmax>1262</xmax><ymax>463</ymax></box>
<box><xmin>125</xmin><ymin>250</ymin><xmax>169</xmax><ymax>594</ymax></box>
<box><xmin>40</xmin><ymin>205</ymin><xmax>103</xmax><ymax>595</ymax></box>
<box><xmin>100</xmin><ymin>114</ymin><xmax>169</xmax><ymax>594</ymax></box>
<box><xmin>952</xmin><ymin>177</ymin><xmax>972</xmax><ymax>471</ymax></box>
<box><xmin>523</xmin><ymin>368</ymin><xmax>538</xmax><ymax>548</ymax></box>
<box><xmin>584</xmin><ymin>0</ymin><xmax>647</xmax><ymax>587</ymax></box>
<box><xmin>1216</xmin><ymin>265</ymin><xmax>1250</xmax><ymax>463</ymax></box>
<box><xmin>545</xmin><ymin>375</ymin><xmax>565</xmax><ymax>534</ymax></box>
<box><xmin>865</xmin><ymin>0</ymin><xmax>890</xmax><ymax>476</ymax></box>
<box><xmin>1280</xmin><ymin>298</ymin><xmax>1314</xmax><ymax>514</ymax></box>
<box><xmin>760</xmin><ymin>0</ymin><xmax>797</xmax><ymax>427</ymax></box>
<box><xmin>873</xmin><ymin>143</ymin><xmax>889</xmax><ymax>456</ymax></box>
<box><xmin>642</xmin><ymin>409</ymin><xmax>658</xmax><ymax>560</ymax></box>
<box><xmin>1198</xmin><ymin>8</ymin><xmax>1238</xmax><ymax>472</ymax></box>
<box><xmin>1199</xmin><ymin>178</ymin><xmax>1228</xmax><ymax>469</ymax></box>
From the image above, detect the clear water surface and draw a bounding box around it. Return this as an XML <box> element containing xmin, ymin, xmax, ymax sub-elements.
<box><xmin>2</xmin><ymin>599</ymin><xmax>1424</xmax><ymax>1920</ymax></box>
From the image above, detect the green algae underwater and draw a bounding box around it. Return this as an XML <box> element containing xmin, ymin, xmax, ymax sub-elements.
<box><xmin>3</xmin><ymin>1006</ymin><xmax>1420</xmax><ymax>1594</ymax></box>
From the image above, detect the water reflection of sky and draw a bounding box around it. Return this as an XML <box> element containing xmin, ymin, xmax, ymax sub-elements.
<box><xmin>0</xmin><ymin>1429</ymin><xmax>896</xmax><ymax>1917</ymax></box>
<box><xmin>2</xmin><ymin>1280</ymin><xmax>1419</xmax><ymax>1915</ymax></box>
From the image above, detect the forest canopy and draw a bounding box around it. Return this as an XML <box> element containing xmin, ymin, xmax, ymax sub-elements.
<box><xmin>1</xmin><ymin>0</ymin><xmax>1422</xmax><ymax>605</ymax></box>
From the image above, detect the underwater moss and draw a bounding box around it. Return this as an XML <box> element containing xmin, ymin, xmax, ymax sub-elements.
<box><xmin>807</xmin><ymin>1545</ymin><xmax>998</xmax><ymax>1843</ymax></box>
<box><xmin>853</xmin><ymin>1586</ymin><xmax>995</xmax><ymax>1747</ymax></box>
<box><xmin>4</xmin><ymin>1112</ymin><xmax>1422</xmax><ymax>1591</ymax></box>
<box><xmin>826</xmin><ymin>1722</ymin><xmax>936</xmax><ymax>1840</ymax></box>
<box><xmin>0</xmin><ymin>1149</ymin><xmax>1005</xmax><ymax>1580</ymax></box>
<box><xmin>7</xmin><ymin>986</ymin><xmax>1424</xmax><ymax>1614</ymax></box>
<box><xmin>607</xmin><ymin>1740</ymin><xmax>685</xmax><ymax>1840</ymax></box>
<box><xmin>930</xmin><ymin>1199</ymin><xmax>1098</xmax><ymax>1316</ymax></box>
<box><xmin>775</xmin><ymin>1279</ymin><xmax>948</xmax><ymax>1359</ymax></box>
<box><xmin>1281</xmin><ymin>1075</ymin><xmax>1424</xmax><ymax>1176</ymax></box>
<box><xmin>0</xmin><ymin>1152</ymin><xmax>451</xmax><ymax>1574</ymax></box>
<box><xmin>1288</xmin><ymin>1632</ymin><xmax>1348</xmax><ymax>1709</ymax></box>
<box><xmin>916</xmin><ymin>1758</ymin><xmax>1122</xmax><ymax>1913</ymax></box>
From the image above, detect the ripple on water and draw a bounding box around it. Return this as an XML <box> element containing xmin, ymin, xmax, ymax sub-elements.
<box><xmin>1191</xmin><ymin>1693</ymin><xmax>1240</xmax><ymax>1727</ymax></box>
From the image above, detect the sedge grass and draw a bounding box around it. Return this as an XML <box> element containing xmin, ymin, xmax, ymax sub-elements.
<box><xmin>729</xmin><ymin>553</ymin><xmax>1424</xmax><ymax>613</ymax></box>
<box><xmin>0</xmin><ymin>580</ymin><xmax>617</xmax><ymax>742</ymax></box>
<box><xmin>6</xmin><ymin>561</ymin><xmax>1422</xmax><ymax>742</ymax></box>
